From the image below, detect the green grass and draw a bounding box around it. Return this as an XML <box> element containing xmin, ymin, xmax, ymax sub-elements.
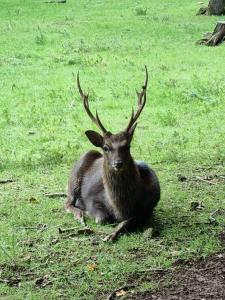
<box><xmin>0</xmin><ymin>0</ymin><xmax>225</xmax><ymax>299</ymax></box>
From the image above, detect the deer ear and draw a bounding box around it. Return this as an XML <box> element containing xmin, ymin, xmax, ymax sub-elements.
<box><xmin>85</xmin><ymin>130</ymin><xmax>104</xmax><ymax>147</ymax></box>
<box><xmin>128</xmin><ymin>122</ymin><xmax>137</xmax><ymax>142</ymax></box>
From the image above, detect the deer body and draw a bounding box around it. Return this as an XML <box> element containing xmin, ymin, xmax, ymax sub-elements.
<box><xmin>66</xmin><ymin>67</ymin><xmax>160</xmax><ymax>241</ymax></box>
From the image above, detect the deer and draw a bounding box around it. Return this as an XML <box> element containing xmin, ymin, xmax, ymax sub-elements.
<box><xmin>65</xmin><ymin>66</ymin><xmax>160</xmax><ymax>241</ymax></box>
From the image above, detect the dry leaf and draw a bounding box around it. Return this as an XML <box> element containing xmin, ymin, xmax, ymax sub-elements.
<box><xmin>22</xmin><ymin>253</ymin><xmax>32</xmax><ymax>262</ymax></box>
<box><xmin>87</xmin><ymin>263</ymin><xmax>97</xmax><ymax>271</ymax></box>
<box><xmin>116</xmin><ymin>289</ymin><xmax>127</xmax><ymax>297</ymax></box>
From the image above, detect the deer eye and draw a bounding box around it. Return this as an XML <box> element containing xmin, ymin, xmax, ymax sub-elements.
<box><xmin>103</xmin><ymin>145</ymin><xmax>111</xmax><ymax>152</ymax></box>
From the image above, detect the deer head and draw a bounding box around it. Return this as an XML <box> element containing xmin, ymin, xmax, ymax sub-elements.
<box><xmin>77</xmin><ymin>66</ymin><xmax>148</xmax><ymax>172</ymax></box>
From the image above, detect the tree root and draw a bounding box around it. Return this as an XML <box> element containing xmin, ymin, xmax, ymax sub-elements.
<box><xmin>197</xmin><ymin>21</ymin><xmax>225</xmax><ymax>46</ymax></box>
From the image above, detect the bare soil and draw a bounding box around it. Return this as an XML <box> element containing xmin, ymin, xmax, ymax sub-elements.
<box><xmin>132</xmin><ymin>233</ymin><xmax>225</xmax><ymax>300</ymax></box>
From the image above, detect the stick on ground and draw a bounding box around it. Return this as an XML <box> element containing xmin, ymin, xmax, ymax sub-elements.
<box><xmin>44</xmin><ymin>192</ymin><xmax>67</xmax><ymax>198</ymax></box>
<box><xmin>0</xmin><ymin>179</ymin><xmax>16</xmax><ymax>184</ymax></box>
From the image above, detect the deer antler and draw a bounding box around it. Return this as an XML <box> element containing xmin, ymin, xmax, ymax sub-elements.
<box><xmin>125</xmin><ymin>66</ymin><xmax>148</xmax><ymax>132</ymax></box>
<box><xmin>77</xmin><ymin>72</ymin><xmax>107</xmax><ymax>134</ymax></box>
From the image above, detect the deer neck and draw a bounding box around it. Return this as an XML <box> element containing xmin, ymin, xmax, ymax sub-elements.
<box><xmin>103</xmin><ymin>157</ymin><xmax>140</xmax><ymax>220</ymax></box>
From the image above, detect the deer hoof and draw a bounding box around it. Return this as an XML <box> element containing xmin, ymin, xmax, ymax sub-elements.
<box><xmin>73</xmin><ymin>212</ymin><xmax>86</xmax><ymax>226</ymax></box>
<box><xmin>80</xmin><ymin>214</ymin><xmax>86</xmax><ymax>226</ymax></box>
<box><xmin>102</xmin><ymin>232</ymin><xmax>117</xmax><ymax>242</ymax></box>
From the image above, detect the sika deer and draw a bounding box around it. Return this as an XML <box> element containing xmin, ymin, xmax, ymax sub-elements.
<box><xmin>66</xmin><ymin>66</ymin><xmax>160</xmax><ymax>241</ymax></box>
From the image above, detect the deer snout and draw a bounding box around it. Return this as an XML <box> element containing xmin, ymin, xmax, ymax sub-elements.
<box><xmin>112</xmin><ymin>160</ymin><xmax>124</xmax><ymax>170</ymax></box>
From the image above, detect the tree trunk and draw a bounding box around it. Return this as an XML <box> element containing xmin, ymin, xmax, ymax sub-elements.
<box><xmin>197</xmin><ymin>21</ymin><xmax>225</xmax><ymax>46</ymax></box>
<box><xmin>208</xmin><ymin>0</ymin><xmax>225</xmax><ymax>15</ymax></box>
<box><xmin>197</xmin><ymin>0</ymin><xmax>225</xmax><ymax>15</ymax></box>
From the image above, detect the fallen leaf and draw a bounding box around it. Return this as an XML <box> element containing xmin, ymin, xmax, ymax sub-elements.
<box><xmin>87</xmin><ymin>263</ymin><xmax>97</xmax><ymax>271</ymax></box>
<box><xmin>22</xmin><ymin>254</ymin><xmax>32</xmax><ymax>262</ymax></box>
<box><xmin>171</xmin><ymin>251</ymin><xmax>180</xmax><ymax>257</ymax></box>
<box><xmin>116</xmin><ymin>289</ymin><xmax>127</xmax><ymax>297</ymax></box>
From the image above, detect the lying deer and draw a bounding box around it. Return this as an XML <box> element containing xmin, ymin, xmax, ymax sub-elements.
<box><xmin>66</xmin><ymin>66</ymin><xmax>160</xmax><ymax>241</ymax></box>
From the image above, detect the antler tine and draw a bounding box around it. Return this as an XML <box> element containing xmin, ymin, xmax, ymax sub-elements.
<box><xmin>125</xmin><ymin>108</ymin><xmax>135</xmax><ymax>133</ymax></box>
<box><xmin>96</xmin><ymin>111</ymin><xmax>107</xmax><ymax>133</ymax></box>
<box><xmin>77</xmin><ymin>72</ymin><xmax>83</xmax><ymax>97</ymax></box>
<box><xmin>77</xmin><ymin>72</ymin><xmax>107</xmax><ymax>134</ymax></box>
<box><xmin>126</xmin><ymin>66</ymin><xmax>148</xmax><ymax>132</ymax></box>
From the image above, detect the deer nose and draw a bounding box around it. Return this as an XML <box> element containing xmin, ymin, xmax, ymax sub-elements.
<box><xmin>113</xmin><ymin>161</ymin><xmax>124</xmax><ymax>169</ymax></box>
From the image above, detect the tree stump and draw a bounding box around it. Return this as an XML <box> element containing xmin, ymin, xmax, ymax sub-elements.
<box><xmin>208</xmin><ymin>0</ymin><xmax>225</xmax><ymax>15</ymax></box>
<box><xmin>196</xmin><ymin>0</ymin><xmax>225</xmax><ymax>15</ymax></box>
<box><xmin>197</xmin><ymin>21</ymin><xmax>225</xmax><ymax>46</ymax></box>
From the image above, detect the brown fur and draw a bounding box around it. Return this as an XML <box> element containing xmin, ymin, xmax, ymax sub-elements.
<box><xmin>66</xmin><ymin>132</ymin><xmax>160</xmax><ymax>241</ymax></box>
<box><xmin>66</xmin><ymin>67</ymin><xmax>160</xmax><ymax>241</ymax></box>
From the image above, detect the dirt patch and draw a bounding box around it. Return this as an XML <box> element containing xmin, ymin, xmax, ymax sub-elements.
<box><xmin>219</xmin><ymin>232</ymin><xmax>225</xmax><ymax>246</ymax></box>
<box><xmin>133</xmin><ymin>252</ymin><xmax>225</xmax><ymax>300</ymax></box>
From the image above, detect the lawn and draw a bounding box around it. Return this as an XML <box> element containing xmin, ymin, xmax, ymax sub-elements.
<box><xmin>0</xmin><ymin>0</ymin><xmax>225</xmax><ymax>299</ymax></box>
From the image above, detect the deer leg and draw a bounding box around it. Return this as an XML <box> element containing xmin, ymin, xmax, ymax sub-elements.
<box><xmin>103</xmin><ymin>218</ymin><xmax>135</xmax><ymax>242</ymax></box>
<box><xmin>65</xmin><ymin>204</ymin><xmax>86</xmax><ymax>226</ymax></box>
<box><xmin>65</xmin><ymin>195</ymin><xmax>86</xmax><ymax>226</ymax></box>
<box><xmin>87</xmin><ymin>200</ymin><xmax>112</xmax><ymax>225</ymax></box>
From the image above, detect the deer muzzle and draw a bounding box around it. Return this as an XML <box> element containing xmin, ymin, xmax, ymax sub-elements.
<box><xmin>112</xmin><ymin>160</ymin><xmax>124</xmax><ymax>171</ymax></box>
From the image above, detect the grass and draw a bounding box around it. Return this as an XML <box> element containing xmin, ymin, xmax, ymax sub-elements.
<box><xmin>0</xmin><ymin>0</ymin><xmax>225</xmax><ymax>299</ymax></box>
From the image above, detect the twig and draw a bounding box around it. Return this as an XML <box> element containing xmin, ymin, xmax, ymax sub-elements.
<box><xmin>14</xmin><ymin>224</ymin><xmax>59</xmax><ymax>230</ymax></box>
<box><xmin>44</xmin><ymin>192</ymin><xmax>67</xmax><ymax>198</ymax></box>
<box><xmin>58</xmin><ymin>226</ymin><xmax>80</xmax><ymax>234</ymax></box>
<box><xmin>209</xmin><ymin>209</ymin><xmax>220</xmax><ymax>224</ymax></box>
<box><xmin>179</xmin><ymin>173</ymin><xmax>225</xmax><ymax>184</ymax></box>
<box><xmin>59</xmin><ymin>227</ymin><xmax>96</xmax><ymax>236</ymax></box>
<box><xmin>197</xmin><ymin>266</ymin><xmax>218</xmax><ymax>272</ymax></box>
<box><xmin>22</xmin><ymin>272</ymin><xmax>36</xmax><ymax>277</ymax></box>
<box><xmin>210</xmin><ymin>209</ymin><xmax>219</xmax><ymax>218</ymax></box>
<box><xmin>14</xmin><ymin>224</ymin><xmax>47</xmax><ymax>231</ymax></box>
<box><xmin>15</xmin><ymin>226</ymin><xmax>41</xmax><ymax>230</ymax></box>
<box><xmin>0</xmin><ymin>278</ymin><xmax>20</xmax><ymax>285</ymax></box>
<box><xmin>137</xmin><ymin>268</ymin><xmax>168</xmax><ymax>273</ymax></box>
<box><xmin>106</xmin><ymin>284</ymin><xmax>135</xmax><ymax>300</ymax></box>
<box><xmin>0</xmin><ymin>179</ymin><xmax>16</xmax><ymax>184</ymax></box>
<box><xmin>195</xmin><ymin>176</ymin><xmax>217</xmax><ymax>185</ymax></box>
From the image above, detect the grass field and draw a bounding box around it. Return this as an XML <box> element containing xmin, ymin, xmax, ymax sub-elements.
<box><xmin>0</xmin><ymin>0</ymin><xmax>225</xmax><ymax>299</ymax></box>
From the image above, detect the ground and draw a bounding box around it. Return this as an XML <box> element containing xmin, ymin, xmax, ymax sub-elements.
<box><xmin>0</xmin><ymin>0</ymin><xmax>225</xmax><ymax>299</ymax></box>
<box><xmin>135</xmin><ymin>238</ymin><xmax>225</xmax><ymax>299</ymax></box>
<box><xmin>108</xmin><ymin>234</ymin><xmax>225</xmax><ymax>299</ymax></box>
